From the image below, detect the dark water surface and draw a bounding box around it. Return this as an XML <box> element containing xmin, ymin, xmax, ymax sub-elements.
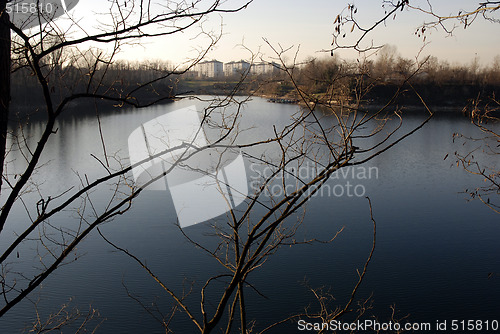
<box><xmin>1</xmin><ymin>97</ymin><xmax>499</xmax><ymax>333</ymax></box>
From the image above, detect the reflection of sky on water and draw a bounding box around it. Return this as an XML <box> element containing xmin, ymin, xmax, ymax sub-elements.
<box><xmin>3</xmin><ymin>98</ymin><xmax>499</xmax><ymax>333</ymax></box>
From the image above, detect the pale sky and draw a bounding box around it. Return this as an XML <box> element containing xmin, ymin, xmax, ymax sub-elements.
<box><xmin>65</xmin><ymin>0</ymin><xmax>500</xmax><ymax>66</ymax></box>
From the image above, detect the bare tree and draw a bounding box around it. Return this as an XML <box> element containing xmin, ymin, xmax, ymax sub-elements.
<box><xmin>404</xmin><ymin>1</ymin><xmax>500</xmax><ymax>214</ymax></box>
<box><xmin>408</xmin><ymin>1</ymin><xmax>500</xmax><ymax>36</ymax></box>
<box><xmin>0</xmin><ymin>0</ymin><xmax>10</xmax><ymax>194</ymax></box>
<box><xmin>0</xmin><ymin>1</ymin><xmax>441</xmax><ymax>333</ymax></box>
<box><xmin>454</xmin><ymin>96</ymin><xmax>500</xmax><ymax>214</ymax></box>
<box><xmin>91</xmin><ymin>38</ymin><xmax>435</xmax><ymax>332</ymax></box>
<box><xmin>0</xmin><ymin>0</ymin><xmax>252</xmax><ymax>326</ymax></box>
<box><xmin>330</xmin><ymin>1</ymin><xmax>500</xmax><ymax>51</ymax></box>
<box><xmin>330</xmin><ymin>1</ymin><xmax>500</xmax><ymax>215</ymax></box>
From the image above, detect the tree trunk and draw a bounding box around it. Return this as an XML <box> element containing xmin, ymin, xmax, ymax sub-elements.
<box><xmin>0</xmin><ymin>1</ymin><xmax>10</xmax><ymax>196</ymax></box>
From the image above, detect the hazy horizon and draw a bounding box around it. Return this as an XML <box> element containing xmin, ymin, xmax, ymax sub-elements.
<box><xmin>54</xmin><ymin>0</ymin><xmax>500</xmax><ymax>67</ymax></box>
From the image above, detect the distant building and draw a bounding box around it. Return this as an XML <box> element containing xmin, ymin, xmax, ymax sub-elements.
<box><xmin>195</xmin><ymin>60</ymin><xmax>223</xmax><ymax>78</ymax></box>
<box><xmin>251</xmin><ymin>61</ymin><xmax>281</xmax><ymax>75</ymax></box>
<box><xmin>224</xmin><ymin>60</ymin><xmax>251</xmax><ymax>77</ymax></box>
<box><xmin>192</xmin><ymin>59</ymin><xmax>280</xmax><ymax>78</ymax></box>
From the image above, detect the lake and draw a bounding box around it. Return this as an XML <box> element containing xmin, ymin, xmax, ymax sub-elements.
<box><xmin>1</xmin><ymin>96</ymin><xmax>499</xmax><ymax>333</ymax></box>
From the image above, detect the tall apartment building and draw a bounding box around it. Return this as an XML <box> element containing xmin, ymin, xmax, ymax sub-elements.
<box><xmin>195</xmin><ymin>60</ymin><xmax>223</xmax><ymax>78</ymax></box>
<box><xmin>192</xmin><ymin>60</ymin><xmax>280</xmax><ymax>77</ymax></box>
<box><xmin>224</xmin><ymin>60</ymin><xmax>251</xmax><ymax>77</ymax></box>
<box><xmin>251</xmin><ymin>61</ymin><xmax>281</xmax><ymax>75</ymax></box>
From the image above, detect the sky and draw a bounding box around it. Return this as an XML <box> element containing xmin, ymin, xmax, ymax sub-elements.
<box><xmin>65</xmin><ymin>0</ymin><xmax>500</xmax><ymax>66</ymax></box>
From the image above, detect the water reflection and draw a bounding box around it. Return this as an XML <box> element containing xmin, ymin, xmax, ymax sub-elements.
<box><xmin>2</xmin><ymin>97</ymin><xmax>499</xmax><ymax>333</ymax></box>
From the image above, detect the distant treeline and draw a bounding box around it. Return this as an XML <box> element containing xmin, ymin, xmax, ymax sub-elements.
<box><xmin>293</xmin><ymin>46</ymin><xmax>500</xmax><ymax>109</ymax></box>
<box><xmin>11</xmin><ymin>59</ymin><xmax>180</xmax><ymax>116</ymax></box>
<box><xmin>171</xmin><ymin>50</ymin><xmax>500</xmax><ymax>110</ymax></box>
<box><xmin>10</xmin><ymin>47</ymin><xmax>500</xmax><ymax>117</ymax></box>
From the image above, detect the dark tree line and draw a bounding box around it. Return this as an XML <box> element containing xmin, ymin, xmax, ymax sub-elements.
<box><xmin>11</xmin><ymin>58</ymin><xmax>181</xmax><ymax>115</ymax></box>
<box><xmin>11</xmin><ymin>45</ymin><xmax>500</xmax><ymax>113</ymax></box>
<box><xmin>295</xmin><ymin>49</ymin><xmax>500</xmax><ymax>109</ymax></box>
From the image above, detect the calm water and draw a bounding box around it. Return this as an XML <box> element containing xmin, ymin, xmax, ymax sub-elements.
<box><xmin>1</xmin><ymin>97</ymin><xmax>499</xmax><ymax>333</ymax></box>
